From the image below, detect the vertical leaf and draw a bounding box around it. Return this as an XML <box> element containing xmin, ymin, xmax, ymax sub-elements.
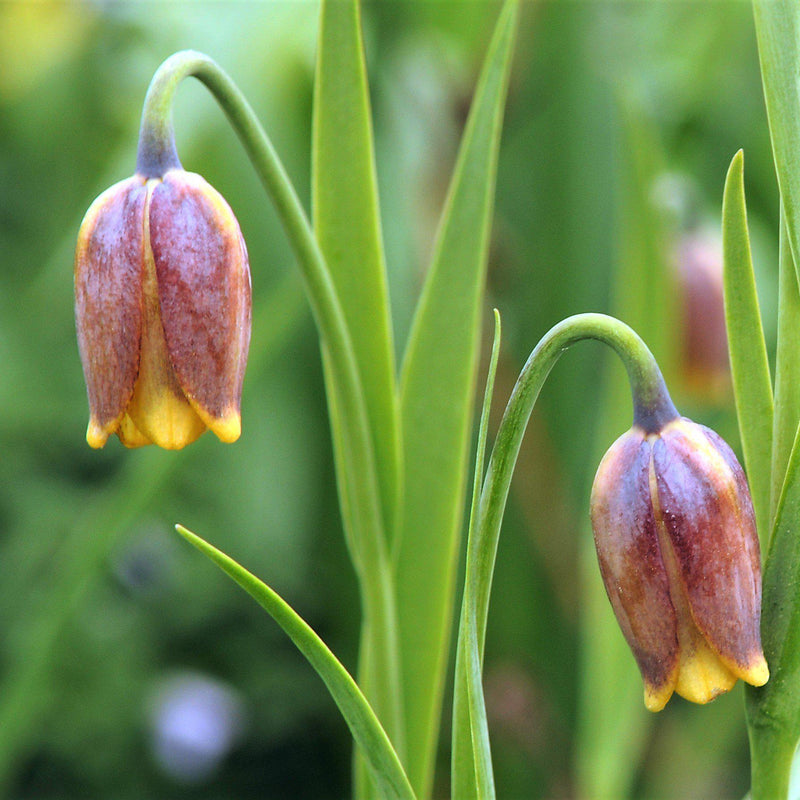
<box><xmin>395</xmin><ymin>4</ymin><xmax>517</xmax><ymax>796</ymax></box>
<box><xmin>312</xmin><ymin>0</ymin><xmax>401</xmax><ymax>547</ymax></box>
<box><xmin>770</xmin><ymin>212</ymin><xmax>800</xmax><ymax>523</ymax></box>
<box><xmin>451</xmin><ymin>312</ymin><xmax>502</xmax><ymax>800</ymax></box>
<box><xmin>746</xmin><ymin>426</ymin><xmax>800</xmax><ymax>800</ymax></box>
<box><xmin>753</xmin><ymin>0</ymin><xmax>800</xmax><ymax>282</ymax></box>
<box><xmin>722</xmin><ymin>150</ymin><xmax>773</xmax><ymax>544</ymax></box>
<box><xmin>748</xmin><ymin>6</ymin><xmax>800</xmax><ymax>797</ymax></box>
<box><xmin>312</xmin><ymin>0</ymin><xmax>405</xmax><ymax>776</ymax></box>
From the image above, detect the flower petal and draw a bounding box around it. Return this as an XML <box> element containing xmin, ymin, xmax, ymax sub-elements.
<box><xmin>124</xmin><ymin>180</ymin><xmax>206</xmax><ymax>450</ymax></box>
<box><xmin>148</xmin><ymin>170</ymin><xmax>251</xmax><ymax>442</ymax></box>
<box><xmin>653</xmin><ymin>419</ymin><xmax>768</xmax><ymax>685</ymax></box>
<box><xmin>591</xmin><ymin>428</ymin><xmax>679</xmax><ymax>710</ymax></box>
<box><xmin>74</xmin><ymin>176</ymin><xmax>147</xmax><ymax>447</ymax></box>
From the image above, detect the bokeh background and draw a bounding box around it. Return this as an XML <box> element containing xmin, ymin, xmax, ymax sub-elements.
<box><xmin>0</xmin><ymin>2</ymin><xmax>780</xmax><ymax>798</ymax></box>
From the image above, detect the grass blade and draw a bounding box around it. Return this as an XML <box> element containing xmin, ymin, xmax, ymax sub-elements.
<box><xmin>394</xmin><ymin>4</ymin><xmax>517</xmax><ymax>795</ymax></box>
<box><xmin>770</xmin><ymin>211</ymin><xmax>800</xmax><ymax>525</ymax></box>
<box><xmin>746</xmin><ymin>425</ymin><xmax>800</xmax><ymax>799</ymax></box>
<box><xmin>722</xmin><ymin>150</ymin><xmax>773</xmax><ymax>545</ymax></box>
<box><xmin>451</xmin><ymin>311</ymin><xmax>502</xmax><ymax>800</ymax></box>
<box><xmin>312</xmin><ymin>0</ymin><xmax>401</xmax><ymax>548</ymax></box>
<box><xmin>753</xmin><ymin>0</ymin><xmax>800</xmax><ymax>279</ymax></box>
<box><xmin>176</xmin><ymin>525</ymin><xmax>415</xmax><ymax>800</ymax></box>
<box><xmin>312</xmin><ymin>3</ymin><xmax>405</xmax><ymax>778</ymax></box>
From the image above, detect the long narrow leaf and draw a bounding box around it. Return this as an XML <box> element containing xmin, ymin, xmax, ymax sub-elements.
<box><xmin>394</xmin><ymin>4</ymin><xmax>518</xmax><ymax>795</ymax></box>
<box><xmin>770</xmin><ymin>211</ymin><xmax>800</xmax><ymax>525</ymax></box>
<box><xmin>753</xmin><ymin>0</ymin><xmax>800</xmax><ymax>282</ymax></box>
<box><xmin>746</xmin><ymin>425</ymin><xmax>800</xmax><ymax>799</ymax></box>
<box><xmin>722</xmin><ymin>150</ymin><xmax>773</xmax><ymax>544</ymax></box>
<box><xmin>176</xmin><ymin>526</ymin><xmax>415</xmax><ymax>800</ymax></box>
<box><xmin>749</xmin><ymin>7</ymin><xmax>800</xmax><ymax>796</ymax></box>
<box><xmin>451</xmin><ymin>311</ymin><xmax>502</xmax><ymax>800</ymax></box>
<box><xmin>312</xmin><ymin>0</ymin><xmax>401</xmax><ymax>548</ymax></box>
<box><xmin>312</xmin><ymin>2</ymin><xmax>405</xmax><ymax>776</ymax></box>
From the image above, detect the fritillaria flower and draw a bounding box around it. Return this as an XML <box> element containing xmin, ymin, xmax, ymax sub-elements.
<box><xmin>674</xmin><ymin>230</ymin><xmax>729</xmax><ymax>401</ymax></box>
<box><xmin>75</xmin><ymin>169</ymin><xmax>251</xmax><ymax>450</ymax></box>
<box><xmin>591</xmin><ymin>417</ymin><xmax>769</xmax><ymax>711</ymax></box>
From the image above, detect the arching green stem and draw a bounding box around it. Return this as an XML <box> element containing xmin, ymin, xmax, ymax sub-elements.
<box><xmin>453</xmin><ymin>313</ymin><xmax>677</xmax><ymax>798</ymax></box>
<box><xmin>137</xmin><ymin>51</ymin><xmax>404</xmax><ymax>754</ymax></box>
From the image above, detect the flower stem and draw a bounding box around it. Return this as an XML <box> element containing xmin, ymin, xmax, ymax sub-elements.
<box><xmin>137</xmin><ymin>51</ymin><xmax>404</xmax><ymax>755</ymax></box>
<box><xmin>453</xmin><ymin>312</ymin><xmax>676</xmax><ymax>798</ymax></box>
<box><xmin>746</xmin><ymin>711</ymin><xmax>795</xmax><ymax>800</ymax></box>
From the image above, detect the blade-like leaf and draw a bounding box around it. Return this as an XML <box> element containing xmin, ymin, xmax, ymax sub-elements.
<box><xmin>746</xmin><ymin>424</ymin><xmax>800</xmax><ymax>800</ymax></box>
<box><xmin>312</xmin><ymin>0</ymin><xmax>401</xmax><ymax>547</ymax></box>
<box><xmin>312</xmin><ymin>2</ymin><xmax>405</xmax><ymax>775</ymax></box>
<box><xmin>176</xmin><ymin>525</ymin><xmax>415</xmax><ymax>800</ymax></box>
<box><xmin>753</xmin><ymin>0</ymin><xmax>800</xmax><ymax>283</ymax></box>
<box><xmin>722</xmin><ymin>150</ymin><xmax>773</xmax><ymax>544</ymax></box>
<box><xmin>394</xmin><ymin>3</ymin><xmax>518</xmax><ymax>795</ymax></box>
<box><xmin>451</xmin><ymin>311</ymin><xmax>501</xmax><ymax>800</ymax></box>
<box><xmin>770</xmin><ymin>211</ymin><xmax>800</xmax><ymax>524</ymax></box>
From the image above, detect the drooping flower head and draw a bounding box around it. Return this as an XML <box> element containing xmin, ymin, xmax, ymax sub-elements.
<box><xmin>75</xmin><ymin>168</ymin><xmax>251</xmax><ymax>450</ymax></box>
<box><xmin>591</xmin><ymin>416</ymin><xmax>769</xmax><ymax>711</ymax></box>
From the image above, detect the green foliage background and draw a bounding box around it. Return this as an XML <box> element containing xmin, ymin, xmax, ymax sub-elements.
<box><xmin>0</xmin><ymin>2</ymin><xmax>779</xmax><ymax>797</ymax></box>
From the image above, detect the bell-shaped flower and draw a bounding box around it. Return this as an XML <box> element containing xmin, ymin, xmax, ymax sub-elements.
<box><xmin>75</xmin><ymin>169</ymin><xmax>251</xmax><ymax>450</ymax></box>
<box><xmin>591</xmin><ymin>417</ymin><xmax>769</xmax><ymax>711</ymax></box>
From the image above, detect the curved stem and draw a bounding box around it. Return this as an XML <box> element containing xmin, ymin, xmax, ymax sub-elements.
<box><xmin>454</xmin><ymin>312</ymin><xmax>677</xmax><ymax>798</ymax></box>
<box><xmin>137</xmin><ymin>51</ymin><xmax>404</xmax><ymax>752</ymax></box>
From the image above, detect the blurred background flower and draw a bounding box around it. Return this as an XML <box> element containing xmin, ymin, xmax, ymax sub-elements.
<box><xmin>147</xmin><ymin>671</ymin><xmax>245</xmax><ymax>784</ymax></box>
<box><xmin>0</xmin><ymin>1</ymin><xmax>778</xmax><ymax>798</ymax></box>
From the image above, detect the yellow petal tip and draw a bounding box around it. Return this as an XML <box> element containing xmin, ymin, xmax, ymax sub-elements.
<box><xmin>675</xmin><ymin>644</ymin><xmax>738</xmax><ymax>705</ymax></box>
<box><xmin>210</xmin><ymin>411</ymin><xmax>241</xmax><ymax>444</ymax></box>
<box><xmin>742</xmin><ymin>656</ymin><xmax>770</xmax><ymax>688</ymax></box>
<box><xmin>86</xmin><ymin>420</ymin><xmax>109</xmax><ymax>449</ymax></box>
<box><xmin>644</xmin><ymin>683</ymin><xmax>672</xmax><ymax>713</ymax></box>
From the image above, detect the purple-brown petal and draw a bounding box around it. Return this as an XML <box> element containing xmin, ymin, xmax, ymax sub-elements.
<box><xmin>652</xmin><ymin>419</ymin><xmax>764</xmax><ymax>678</ymax></box>
<box><xmin>591</xmin><ymin>428</ymin><xmax>679</xmax><ymax>706</ymax></box>
<box><xmin>148</xmin><ymin>171</ymin><xmax>251</xmax><ymax>440</ymax></box>
<box><xmin>74</xmin><ymin>176</ymin><xmax>147</xmax><ymax>447</ymax></box>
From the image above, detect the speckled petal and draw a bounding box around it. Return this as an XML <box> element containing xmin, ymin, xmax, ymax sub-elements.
<box><xmin>148</xmin><ymin>170</ymin><xmax>251</xmax><ymax>442</ymax></box>
<box><xmin>74</xmin><ymin>176</ymin><xmax>147</xmax><ymax>448</ymax></box>
<box><xmin>653</xmin><ymin>420</ymin><xmax>768</xmax><ymax>685</ymax></box>
<box><xmin>591</xmin><ymin>427</ymin><xmax>680</xmax><ymax>710</ymax></box>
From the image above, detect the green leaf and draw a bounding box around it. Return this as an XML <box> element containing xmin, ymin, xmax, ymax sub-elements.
<box><xmin>312</xmin><ymin>2</ymin><xmax>405</xmax><ymax>776</ymax></box>
<box><xmin>176</xmin><ymin>525</ymin><xmax>416</xmax><ymax>800</ymax></box>
<box><xmin>451</xmin><ymin>311</ymin><xmax>502</xmax><ymax>800</ymax></box>
<box><xmin>312</xmin><ymin>0</ymin><xmax>401</xmax><ymax>549</ymax></box>
<box><xmin>770</xmin><ymin>211</ymin><xmax>800</xmax><ymax>525</ymax></box>
<box><xmin>393</xmin><ymin>3</ymin><xmax>518</xmax><ymax>795</ymax></box>
<box><xmin>753</xmin><ymin>0</ymin><xmax>800</xmax><ymax>283</ymax></box>
<box><xmin>722</xmin><ymin>150</ymin><xmax>773</xmax><ymax>545</ymax></box>
<box><xmin>746</xmin><ymin>424</ymin><xmax>800</xmax><ymax>800</ymax></box>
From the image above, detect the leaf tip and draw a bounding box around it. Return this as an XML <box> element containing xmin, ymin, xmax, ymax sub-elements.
<box><xmin>727</xmin><ymin>149</ymin><xmax>745</xmax><ymax>181</ymax></box>
<box><xmin>175</xmin><ymin>523</ymin><xmax>199</xmax><ymax>548</ymax></box>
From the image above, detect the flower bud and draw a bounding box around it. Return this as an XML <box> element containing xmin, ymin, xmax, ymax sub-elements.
<box><xmin>590</xmin><ymin>417</ymin><xmax>768</xmax><ymax>711</ymax></box>
<box><xmin>75</xmin><ymin>169</ymin><xmax>251</xmax><ymax>450</ymax></box>
<box><xmin>674</xmin><ymin>230</ymin><xmax>730</xmax><ymax>402</ymax></box>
